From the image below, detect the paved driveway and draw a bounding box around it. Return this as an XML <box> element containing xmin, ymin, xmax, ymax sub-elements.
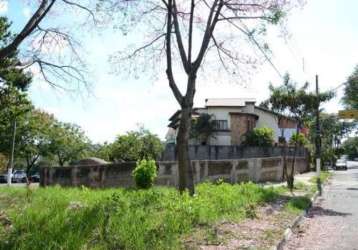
<box><xmin>284</xmin><ymin>161</ymin><xmax>358</xmax><ymax>250</ymax></box>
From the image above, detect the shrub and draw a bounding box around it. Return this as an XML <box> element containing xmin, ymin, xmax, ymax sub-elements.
<box><xmin>243</xmin><ymin>127</ymin><xmax>274</xmax><ymax>147</ymax></box>
<box><xmin>289</xmin><ymin>132</ymin><xmax>308</xmax><ymax>146</ymax></box>
<box><xmin>133</xmin><ymin>159</ymin><xmax>157</xmax><ymax>189</ymax></box>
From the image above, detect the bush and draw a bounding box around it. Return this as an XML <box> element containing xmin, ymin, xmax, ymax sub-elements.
<box><xmin>133</xmin><ymin>159</ymin><xmax>157</xmax><ymax>189</ymax></box>
<box><xmin>243</xmin><ymin>127</ymin><xmax>274</xmax><ymax>147</ymax></box>
<box><xmin>289</xmin><ymin>132</ymin><xmax>308</xmax><ymax>146</ymax></box>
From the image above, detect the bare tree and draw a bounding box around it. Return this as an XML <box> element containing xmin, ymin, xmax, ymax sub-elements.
<box><xmin>0</xmin><ymin>0</ymin><xmax>98</xmax><ymax>90</ymax></box>
<box><xmin>101</xmin><ymin>0</ymin><xmax>301</xmax><ymax>194</ymax></box>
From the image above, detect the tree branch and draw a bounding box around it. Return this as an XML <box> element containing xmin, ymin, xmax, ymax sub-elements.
<box><xmin>166</xmin><ymin>0</ymin><xmax>183</xmax><ymax>105</ymax></box>
<box><xmin>0</xmin><ymin>0</ymin><xmax>56</xmax><ymax>60</ymax></box>
<box><xmin>172</xmin><ymin>0</ymin><xmax>189</xmax><ymax>73</ymax></box>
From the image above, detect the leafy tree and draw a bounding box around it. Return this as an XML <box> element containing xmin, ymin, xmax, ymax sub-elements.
<box><xmin>101</xmin><ymin>0</ymin><xmax>298</xmax><ymax>194</ymax></box>
<box><xmin>110</xmin><ymin>128</ymin><xmax>163</xmax><ymax>162</ymax></box>
<box><xmin>343</xmin><ymin>65</ymin><xmax>358</xmax><ymax>110</ymax></box>
<box><xmin>242</xmin><ymin>127</ymin><xmax>274</xmax><ymax>147</ymax></box>
<box><xmin>0</xmin><ymin>153</ymin><xmax>7</xmax><ymax>173</ymax></box>
<box><xmin>87</xmin><ymin>142</ymin><xmax>113</xmax><ymax>162</ymax></box>
<box><xmin>0</xmin><ymin>88</ymin><xmax>32</xmax><ymax>163</ymax></box>
<box><xmin>307</xmin><ymin>113</ymin><xmax>356</xmax><ymax>165</ymax></box>
<box><xmin>0</xmin><ymin>18</ymin><xmax>33</xmax><ymax>177</ymax></box>
<box><xmin>48</xmin><ymin>122</ymin><xmax>90</xmax><ymax>166</ymax></box>
<box><xmin>190</xmin><ymin>113</ymin><xmax>216</xmax><ymax>145</ymax></box>
<box><xmin>342</xmin><ymin>137</ymin><xmax>358</xmax><ymax>160</ymax></box>
<box><xmin>0</xmin><ymin>18</ymin><xmax>32</xmax><ymax>92</ymax></box>
<box><xmin>265</xmin><ymin>74</ymin><xmax>333</xmax><ymax>190</ymax></box>
<box><xmin>16</xmin><ymin>110</ymin><xmax>57</xmax><ymax>175</ymax></box>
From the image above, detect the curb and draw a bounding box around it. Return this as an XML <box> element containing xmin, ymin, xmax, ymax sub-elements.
<box><xmin>272</xmin><ymin>176</ymin><xmax>331</xmax><ymax>250</ymax></box>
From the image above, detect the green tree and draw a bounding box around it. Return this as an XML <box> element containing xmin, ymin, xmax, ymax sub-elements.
<box><xmin>0</xmin><ymin>17</ymin><xmax>32</xmax><ymax>176</ymax></box>
<box><xmin>307</xmin><ymin>113</ymin><xmax>356</xmax><ymax>165</ymax></box>
<box><xmin>265</xmin><ymin>74</ymin><xmax>333</xmax><ymax>190</ymax></box>
<box><xmin>0</xmin><ymin>88</ymin><xmax>32</xmax><ymax>163</ymax></box>
<box><xmin>243</xmin><ymin>127</ymin><xmax>274</xmax><ymax>147</ymax></box>
<box><xmin>342</xmin><ymin>137</ymin><xmax>358</xmax><ymax>160</ymax></box>
<box><xmin>16</xmin><ymin>110</ymin><xmax>57</xmax><ymax>175</ymax></box>
<box><xmin>0</xmin><ymin>17</ymin><xmax>32</xmax><ymax>92</ymax></box>
<box><xmin>190</xmin><ymin>114</ymin><xmax>216</xmax><ymax>145</ymax></box>
<box><xmin>343</xmin><ymin>65</ymin><xmax>358</xmax><ymax>110</ymax></box>
<box><xmin>110</xmin><ymin>128</ymin><xmax>163</xmax><ymax>162</ymax></box>
<box><xmin>87</xmin><ymin>142</ymin><xmax>113</xmax><ymax>162</ymax></box>
<box><xmin>48</xmin><ymin>122</ymin><xmax>90</xmax><ymax>166</ymax></box>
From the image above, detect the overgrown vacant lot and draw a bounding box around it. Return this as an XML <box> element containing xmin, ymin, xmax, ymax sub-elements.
<box><xmin>0</xmin><ymin>182</ymin><xmax>313</xmax><ymax>250</ymax></box>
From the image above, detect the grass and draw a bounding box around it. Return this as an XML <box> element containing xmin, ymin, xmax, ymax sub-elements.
<box><xmin>284</xmin><ymin>196</ymin><xmax>311</xmax><ymax>214</ymax></box>
<box><xmin>0</xmin><ymin>182</ymin><xmax>285</xmax><ymax>250</ymax></box>
<box><xmin>309</xmin><ymin>171</ymin><xmax>332</xmax><ymax>184</ymax></box>
<box><xmin>0</xmin><ymin>178</ymin><xmax>322</xmax><ymax>250</ymax></box>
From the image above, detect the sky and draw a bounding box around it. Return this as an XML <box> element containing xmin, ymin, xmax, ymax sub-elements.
<box><xmin>1</xmin><ymin>0</ymin><xmax>358</xmax><ymax>143</ymax></box>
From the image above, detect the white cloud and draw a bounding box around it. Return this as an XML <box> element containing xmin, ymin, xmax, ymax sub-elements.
<box><xmin>0</xmin><ymin>1</ymin><xmax>8</xmax><ymax>13</ymax></box>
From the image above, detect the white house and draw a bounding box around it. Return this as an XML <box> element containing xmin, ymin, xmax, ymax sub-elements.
<box><xmin>167</xmin><ymin>98</ymin><xmax>298</xmax><ymax>145</ymax></box>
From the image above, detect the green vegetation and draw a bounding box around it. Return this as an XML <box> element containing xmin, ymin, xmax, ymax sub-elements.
<box><xmin>108</xmin><ymin>128</ymin><xmax>164</xmax><ymax>162</ymax></box>
<box><xmin>0</xmin><ymin>182</ymin><xmax>288</xmax><ymax>250</ymax></box>
<box><xmin>342</xmin><ymin>137</ymin><xmax>358</xmax><ymax>160</ymax></box>
<box><xmin>243</xmin><ymin>127</ymin><xmax>274</xmax><ymax>147</ymax></box>
<box><xmin>307</xmin><ymin>113</ymin><xmax>356</xmax><ymax>165</ymax></box>
<box><xmin>190</xmin><ymin>113</ymin><xmax>216</xmax><ymax>145</ymax></box>
<box><xmin>133</xmin><ymin>159</ymin><xmax>157</xmax><ymax>189</ymax></box>
<box><xmin>309</xmin><ymin>171</ymin><xmax>332</xmax><ymax>184</ymax></box>
<box><xmin>290</xmin><ymin>132</ymin><xmax>309</xmax><ymax>146</ymax></box>
<box><xmin>284</xmin><ymin>196</ymin><xmax>311</xmax><ymax>214</ymax></box>
<box><xmin>343</xmin><ymin>65</ymin><xmax>358</xmax><ymax>109</ymax></box>
<box><xmin>262</xmin><ymin>73</ymin><xmax>334</xmax><ymax>190</ymax></box>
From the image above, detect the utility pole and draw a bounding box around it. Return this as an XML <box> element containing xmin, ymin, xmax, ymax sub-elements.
<box><xmin>315</xmin><ymin>75</ymin><xmax>322</xmax><ymax>195</ymax></box>
<box><xmin>7</xmin><ymin>119</ymin><xmax>16</xmax><ymax>186</ymax></box>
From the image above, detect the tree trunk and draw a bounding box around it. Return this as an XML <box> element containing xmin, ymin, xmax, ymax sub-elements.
<box><xmin>288</xmin><ymin>125</ymin><xmax>300</xmax><ymax>191</ymax></box>
<box><xmin>282</xmin><ymin>142</ymin><xmax>288</xmax><ymax>182</ymax></box>
<box><xmin>176</xmin><ymin>105</ymin><xmax>195</xmax><ymax>195</ymax></box>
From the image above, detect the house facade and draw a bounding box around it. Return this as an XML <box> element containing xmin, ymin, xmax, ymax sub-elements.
<box><xmin>166</xmin><ymin>98</ymin><xmax>298</xmax><ymax>145</ymax></box>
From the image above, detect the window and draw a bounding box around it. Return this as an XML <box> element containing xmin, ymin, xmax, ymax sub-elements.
<box><xmin>247</xmin><ymin>119</ymin><xmax>254</xmax><ymax>131</ymax></box>
<box><xmin>213</xmin><ymin>120</ymin><xmax>228</xmax><ymax>130</ymax></box>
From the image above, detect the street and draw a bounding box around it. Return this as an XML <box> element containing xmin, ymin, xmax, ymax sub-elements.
<box><xmin>284</xmin><ymin>161</ymin><xmax>358</xmax><ymax>250</ymax></box>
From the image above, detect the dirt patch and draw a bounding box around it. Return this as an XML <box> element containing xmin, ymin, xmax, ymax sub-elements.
<box><xmin>184</xmin><ymin>199</ymin><xmax>298</xmax><ymax>250</ymax></box>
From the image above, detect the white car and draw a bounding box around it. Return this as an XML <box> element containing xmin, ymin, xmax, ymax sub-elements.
<box><xmin>334</xmin><ymin>159</ymin><xmax>348</xmax><ymax>170</ymax></box>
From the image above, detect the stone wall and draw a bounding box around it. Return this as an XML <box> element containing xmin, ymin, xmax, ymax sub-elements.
<box><xmin>40</xmin><ymin>156</ymin><xmax>308</xmax><ymax>188</ymax></box>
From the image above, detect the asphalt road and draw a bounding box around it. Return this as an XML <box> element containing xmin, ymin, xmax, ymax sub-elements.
<box><xmin>284</xmin><ymin>161</ymin><xmax>358</xmax><ymax>250</ymax></box>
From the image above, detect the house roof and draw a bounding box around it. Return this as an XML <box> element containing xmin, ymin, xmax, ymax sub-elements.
<box><xmin>205</xmin><ymin>98</ymin><xmax>256</xmax><ymax>107</ymax></box>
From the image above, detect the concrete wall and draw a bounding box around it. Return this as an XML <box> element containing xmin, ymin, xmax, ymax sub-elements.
<box><xmin>40</xmin><ymin>156</ymin><xmax>308</xmax><ymax>188</ymax></box>
<box><xmin>162</xmin><ymin>145</ymin><xmax>308</xmax><ymax>161</ymax></box>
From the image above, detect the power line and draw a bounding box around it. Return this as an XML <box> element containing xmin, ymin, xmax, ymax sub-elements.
<box><xmin>330</xmin><ymin>82</ymin><xmax>347</xmax><ymax>92</ymax></box>
<box><xmin>224</xmin><ymin>17</ymin><xmax>284</xmax><ymax>79</ymax></box>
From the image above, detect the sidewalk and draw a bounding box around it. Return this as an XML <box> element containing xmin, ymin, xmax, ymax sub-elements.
<box><xmin>262</xmin><ymin>171</ymin><xmax>318</xmax><ymax>188</ymax></box>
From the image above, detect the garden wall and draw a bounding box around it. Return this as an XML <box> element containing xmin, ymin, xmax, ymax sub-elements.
<box><xmin>40</xmin><ymin>156</ymin><xmax>308</xmax><ymax>188</ymax></box>
<box><xmin>161</xmin><ymin>145</ymin><xmax>308</xmax><ymax>161</ymax></box>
